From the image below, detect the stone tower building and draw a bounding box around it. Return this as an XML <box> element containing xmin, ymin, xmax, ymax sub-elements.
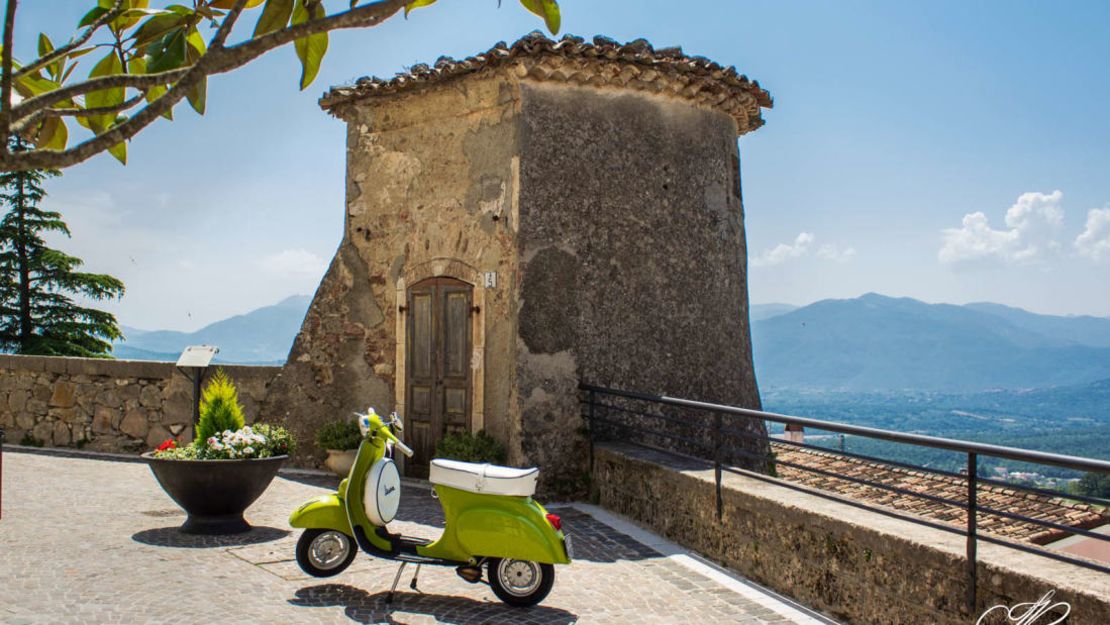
<box><xmin>263</xmin><ymin>33</ymin><xmax>773</xmax><ymax>494</ymax></box>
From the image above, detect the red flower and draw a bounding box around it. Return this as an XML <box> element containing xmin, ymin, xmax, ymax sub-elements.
<box><xmin>156</xmin><ymin>439</ymin><xmax>177</xmax><ymax>452</ymax></box>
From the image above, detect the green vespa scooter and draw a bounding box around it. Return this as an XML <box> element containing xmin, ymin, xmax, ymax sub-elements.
<box><xmin>289</xmin><ymin>409</ymin><xmax>572</xmax><ymax>607</ymax></box>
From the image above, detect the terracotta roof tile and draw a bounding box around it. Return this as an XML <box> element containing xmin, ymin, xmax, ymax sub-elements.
<box><xmin>771</xmin><ymin>442</ymin><xmax>1109</xmax><ymax>545</ymax></box>
<box><xmin>320</xmin><ymin>32</ymin><xmax>772</xmax><ymax>135</ymax></box>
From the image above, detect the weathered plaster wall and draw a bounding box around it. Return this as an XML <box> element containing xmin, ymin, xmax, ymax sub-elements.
<box><xmin>594</xmin><ymin>443</ymin><xmax>1109</xmax><ymax>625</ymax></box>
<box><xmin>0</xmin><ymin>354</ymin><xmax>277</xmax><ymax>451</ymax></box>
<box><xmin>515</xmin><ymin>82</ymin><xmax>766</xmax><ymax>494</ymax></box>
<box><xmin>262</xmin><ymin>72</ymin><xmax>524</xmax><ymax>467</ymax></box>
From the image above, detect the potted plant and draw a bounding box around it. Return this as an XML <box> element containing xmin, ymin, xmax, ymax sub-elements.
<box><xmin>315</xmin><ymin>418</ymin><xmax>362</xmax><ymax>476</ymax></box>
<box><xmin>435</xmin><ymin>429</ymin><xmax>507</xmax><ymax>464</ymax></box>
<box><xmin>142</xmin><ymin>369</ymin><xmax>295</xmax><ymax>535</ymax></box>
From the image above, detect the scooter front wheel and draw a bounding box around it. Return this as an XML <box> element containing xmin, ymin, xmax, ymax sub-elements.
<box><xmin>487</xmin><ymin>558</ymin><xmax>555</xmax><ymax>607</ymax></box>
<box><xmin>296</xmin><ymin>529</ymin><xmax>357</xmax><ymax>578</ymax></box>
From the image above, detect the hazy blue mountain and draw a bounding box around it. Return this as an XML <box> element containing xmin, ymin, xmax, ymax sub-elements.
<box><xmin>752</xmin><ymin>293</ymin><xmax>1110</xmax><ymax>392</ymax></box>
<box><xmin>964</xmin><ymin>302</ymin><xmax>1110</xmax><ymax>348</ymax></box>
<box><xmin>113</xmin><ymin>295</ymin><xmax>311</xmax><ymax>364</ymax></box>
<box><xmin>750</xmin><ymin>303</ymin><xmax>798</xmax><ymax>321</ymax></box>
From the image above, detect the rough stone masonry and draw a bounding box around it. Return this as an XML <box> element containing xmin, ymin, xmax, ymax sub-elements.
<box><xmin>262</xmin><ymin>33</ymin><xmax>775</xmax><ymax>496</ymax></box>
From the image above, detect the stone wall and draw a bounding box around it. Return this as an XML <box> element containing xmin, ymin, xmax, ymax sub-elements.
<box><xmin>261</xmin><ymin>71</ymin><xmax>523</xmax><ymax>469</ymax></box>
<box><xmin>593</xmin><ymin>442</ymin><xmax>1110</xmax><ymax>625</ymax></box>
<box><xmin>515</xmin><ymin>82</ymin><xmax>766</xmax><ymax>494</ymax></box>
<box><xmin>0</xmin><ymin>354</ymin><xmax>278</xmax><ymax>452</ymax></box>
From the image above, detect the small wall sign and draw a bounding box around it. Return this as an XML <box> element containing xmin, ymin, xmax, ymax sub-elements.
<box><xmin>483</xmin><ymin>272</ymin><xmax>497</xmax><ymax>288</ymax></box>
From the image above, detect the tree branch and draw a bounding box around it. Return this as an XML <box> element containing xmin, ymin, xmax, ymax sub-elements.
<box><xmin>9</xmin><ymin>68</ymin><xmax>189</xmax><ymax>122</ymax></box>
<box><xmin>12</xmin><ymin>0</ymin><xmax>126</xmax><ymax>82</ymax></box>
<box><xmin>0</xmin><ymin>0</ymin><xmax>409</xmax><ymax>170</ymax></box>
<box><xmin>42</xmin><ymin>92</ymin><xmax>145</xmax><ymax>118</ymax></box>
<box><xmin>1</xmin><ymin>0</ymin><xmax>18</xmax><ymax>146</ymax></box>
<box><xmin>212</xmin><ymin>0</ymin><xmax>406</xmax><ymax>75</ymax></box>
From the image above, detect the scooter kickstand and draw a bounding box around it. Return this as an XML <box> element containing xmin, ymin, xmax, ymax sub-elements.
<box><xmin>386</xmin><ymin>562</ymin><xmax>407</xmax><ymax>604</ymax></box>
<box><xmin>409</xmin><ymin>563</ymin><xmax>422</xmax><ymax>592</ymax></box>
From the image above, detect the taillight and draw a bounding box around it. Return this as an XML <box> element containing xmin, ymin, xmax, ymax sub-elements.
<box><xmin>545</xmin><ymin>513</ymin><xmax>562</xmax><ymax>531</ymax></box>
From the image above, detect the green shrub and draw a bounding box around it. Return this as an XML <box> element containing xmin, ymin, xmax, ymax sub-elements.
<box><xmin>315</xmin><ymin>419</ymin><xmax>362</xmax><ymax>451</ymax></box>
<box><xmin>194</xmin><ymin>368</ymin><xmax>245</xmax><ymax>446</ymax></box>
<box><xmin>435</xmin><ymin>430</ymin><xmax>506</xmax><ymax>464</ymax></box>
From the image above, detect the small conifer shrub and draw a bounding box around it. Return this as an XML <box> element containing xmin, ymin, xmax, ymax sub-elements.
<box><xmin>194</xmin><ymin>368</ymin><xmax>245</xmax><ymax>445</ymax></box>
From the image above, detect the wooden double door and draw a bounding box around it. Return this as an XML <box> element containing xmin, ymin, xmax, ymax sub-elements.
<box><xmin>405</xmin><ymin>277</ymin><xmax>473</xmax><ymax>477</ymax></box>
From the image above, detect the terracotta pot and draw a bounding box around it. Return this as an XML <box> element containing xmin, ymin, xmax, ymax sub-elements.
<box><xmin>324</xmin><ymin>449</ymin><xmax>357</xmax><ymax>477</ymax></box>
<box><xmin>142</xmin><ymin>453</ymin><xmax>286</xmax><ymax>534</ymax></box>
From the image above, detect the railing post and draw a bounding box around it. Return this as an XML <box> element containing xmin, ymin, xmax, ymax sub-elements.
<box><xmin>966</xmin><ymin>452</ymin><xmax>978</xmax><ymax>615</ymax></box>
<box><xmin>713</xmin><ymin>412</ymin><xmax>722</xmax><ymax>520</ymax></box>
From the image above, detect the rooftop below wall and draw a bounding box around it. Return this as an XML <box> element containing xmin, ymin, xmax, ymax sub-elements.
<box><xmin>320</xmin><ymin>32</ymin><xmax>773</xmax><ymax>136</ymax></box>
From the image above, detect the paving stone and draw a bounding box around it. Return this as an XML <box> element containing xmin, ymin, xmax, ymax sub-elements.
<box><xmin>0</xmin><ymin>452</ymin><xmax>822</xmax><ymax>624</ymax></box>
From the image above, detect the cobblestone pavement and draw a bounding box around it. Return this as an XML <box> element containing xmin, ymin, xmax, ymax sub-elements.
<box><xmin>0</xmin><ymin>451</ymin><xmax>825</xmax><ymax>624</ymax></box>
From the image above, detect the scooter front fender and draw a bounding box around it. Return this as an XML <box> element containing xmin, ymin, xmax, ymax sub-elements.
<box><xmin>289</xmin><ymin>494</ymin><xmax>353</xmax><ymax>534</ymax></box>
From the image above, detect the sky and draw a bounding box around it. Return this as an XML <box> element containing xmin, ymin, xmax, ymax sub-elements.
<box><xmin>11</xmin><ymin>1</ymin><xmax>1110</xmax><ymax>331</ymax></box>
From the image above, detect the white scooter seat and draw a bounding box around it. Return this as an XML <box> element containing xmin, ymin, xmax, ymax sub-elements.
<box><xmin>429</xmin><ymin>458</ymin><xmax>539</xmax><ymax>497</ymax></box>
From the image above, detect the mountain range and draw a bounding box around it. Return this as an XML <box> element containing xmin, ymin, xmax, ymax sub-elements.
<box><xmin>114</xmin><ymin>292</ymin><xmax>1110</xmax><ymax>393</ymax></box>
<box><xmin>112</xmin><ymin>295</ymin><xmax>311</xmax><ymax>364</ymax></box>
<box><xmin>752</xmin><ymin>293</ymin><xmax>1110</xmax><ymax>392</ymax></box>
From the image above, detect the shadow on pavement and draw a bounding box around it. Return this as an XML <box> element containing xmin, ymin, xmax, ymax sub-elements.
<box><xmin>132</xmin><ymin>525</ymin><xmax>290</xmax><ymax>548</ymax></box>
<box><xmin>289</xmin><ymin>583</ymin><xmax>578</xmax><ymax>625</ymax></box>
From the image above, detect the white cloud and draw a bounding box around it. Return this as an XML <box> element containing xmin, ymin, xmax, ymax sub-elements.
<box><xmin>257</xmin><ymin>249</ymin><xmax>327</xmax><ymax>275</ymax></box>
<box><xmin>1075</xmin><ymin>207</ymin><xmax>1110</xmax><ymax>261</ymax></box>
<box><xmin>752</xmin><ymin>232</ymin><xmax>855</xmax><ymax>267</ymax></box>
<box><xmin>752</xmin><ymin>232</ymin><xmax>814</xmax><ymax>267</ymax></box>
<box><xmin>938</xmin><ymin>190</ymin><xmax>1064</xmax><ymax>265</ymax></box>
<box><xmin>816</xmin><ymin>244</ymin><xmax>857</xmax><ymax>262</ymax></box>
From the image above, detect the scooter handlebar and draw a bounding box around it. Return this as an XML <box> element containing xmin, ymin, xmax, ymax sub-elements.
<box><xmin>393</xmin><ymin>440</ymin><xmax>414</xmax><ymax>458</ymax></box>
<box><xmin>380</xmin><ymin>426</ymin><xmax>414</xmax><ymax>458</ymax></box>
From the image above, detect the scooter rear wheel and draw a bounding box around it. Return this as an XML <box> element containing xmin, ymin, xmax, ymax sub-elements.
<box><xmin>487</xmin><ymin>558</ymin><xmax>555</xmax><ymax>607</ymax></box>
<box><xmin>296</xmin><ymin>529</ymin><xmax>357</xmax><ymax>578</ymax></box>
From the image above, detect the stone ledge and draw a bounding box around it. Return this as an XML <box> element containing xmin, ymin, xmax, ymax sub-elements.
<box><xmin>593</xmin><ymin>442</ymin><xmax>1110</xmax><ymax>625</ymax></box>
<box><xmin>0</xmin><ymin>353</ymin><xmax>282</xmax><ymax>380</ymax></box>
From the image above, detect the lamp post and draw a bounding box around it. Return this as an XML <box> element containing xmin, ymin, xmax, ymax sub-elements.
<box><xmin>175</xmin><ymin>346</ymin><xmax>219</xmax><ymax>436</ymax></box>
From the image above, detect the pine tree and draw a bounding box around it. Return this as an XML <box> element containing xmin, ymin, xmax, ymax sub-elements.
<box><xmin>0</xmin><ymin>138</ymin><xmax>125</xmax><ymax>357</ymax></box>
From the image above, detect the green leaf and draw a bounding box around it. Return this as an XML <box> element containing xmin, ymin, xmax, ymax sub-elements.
<box><xmin>518</xmin><ymin>0</ymin><xmax>560</xmax><ymax>34</ymax></box>
<box><xmin>128</xmin><ymin>56</ymin><xmax>172</xmax><ymax>120</ymax></box>
<box><xmin>187</xmin><ymin>75</ymin><xmax>207</xmax><ymax>115</ymax></box>
<box><xmin>78</xmin><ymin>6</ymin><xmax>110</xmax><ymax>28</ymax></box>
<box><xmin>108</xmin><ymin>139</ymin><xmax>127</xmax><ymax>165</ymax></box>
<box><xmin>145</xmin><ymin>27</ymin><xmax>187</xmax><ymax>73</ymax></box>
<box><xmin>37</xmin><ymin>33</ymin><xmax>54</xmax><ymax>58</ymax></box>
<box><xmin>253</xmin><ymin>0</ymin><xmax>294</xmax><ymax>37</ymax></box>
<box><xmin>84</xmin><ymin>52</ymin><xmax>125</xmax><ymax>133</ymax></box>
<box><xmin>34</xmin><ymin>117</ymin><xmax>68</xmax><ymax>151</ymax></box>
<box><xmin>209</xmin><ymin>0</ymin><xmax>266</xmax><ymax>8</ymax></box>
<box><xmin>292</xmin><ymin>0</ymin><xmax>327</xmax><ymax>90</ymax></box>
<box><xmin>404</xmin><ymin>0</ymin><xmax>437</xmax><ymax>17</ymax></box>
<box><xmin>132</xmin><ymin>12</ymin><xmax>187</xmax><ymax>49</ymax></box>
<box><xmin>184</xmin><ymin>32</ymin><xmax>207</xmax><ymax>115</ymax></box>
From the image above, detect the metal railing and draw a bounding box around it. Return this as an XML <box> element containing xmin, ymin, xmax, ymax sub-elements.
<box><xmin>580</xmin><ymin>383</ymin><xmax>1110</xmax><ymax>613</ymax></box>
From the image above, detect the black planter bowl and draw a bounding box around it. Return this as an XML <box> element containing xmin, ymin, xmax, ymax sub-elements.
<box><xmin>142</xmin><ymin>453</ymin><xmax>287</xmax><ymax>535</ymax></box>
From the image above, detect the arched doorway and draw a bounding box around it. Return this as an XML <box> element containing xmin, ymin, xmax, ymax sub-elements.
<box><xmin>405</xmin><ymin>277</ymin><xmax>474</xmax><ymax>477</ymax></box>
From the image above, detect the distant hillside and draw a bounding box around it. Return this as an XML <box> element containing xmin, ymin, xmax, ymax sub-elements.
<box><xmin>964</xmin><ymin>302</ymin><xmax>1110</xmax><ymax>348</ymax></box>
<box><xmin>752</xmin><ymin>293</ymin><xmax>1110</xmax><ymax>392</ymax></box>
<box><xmin>750</xmin><ymin>303</ymin><xmax>797</xmax><ymax>321</ymax></box>
<box><xmin>113</xmin><ymin>295</ymin><xmax>311</xmax><ymax>364</ymax></box>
